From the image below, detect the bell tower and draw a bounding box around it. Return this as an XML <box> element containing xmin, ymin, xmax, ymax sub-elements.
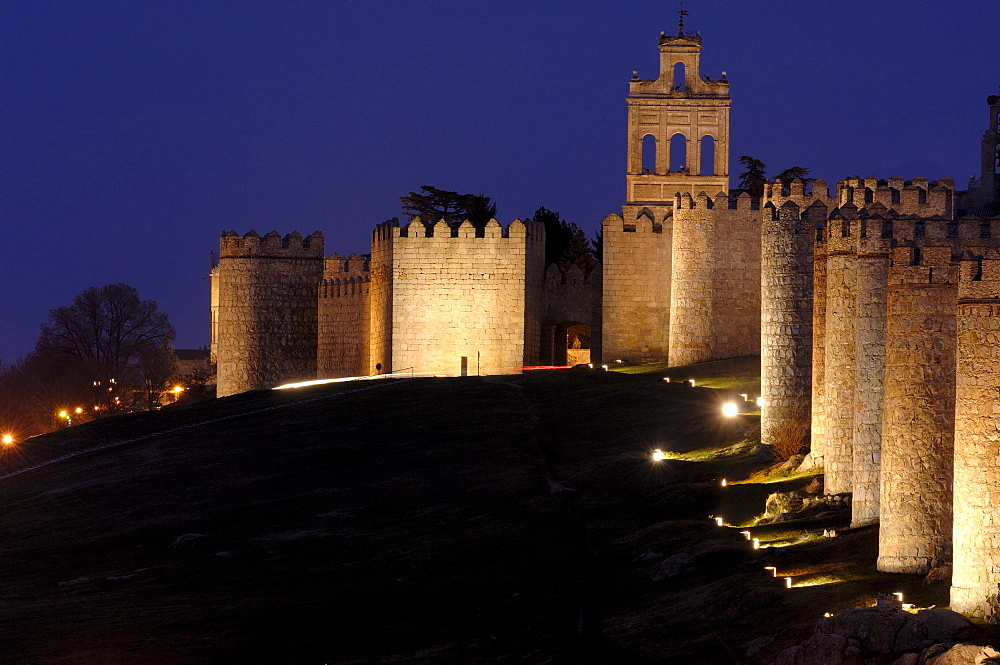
<box><xmin>625</xmin><ymin>20</ymin><xmax>730</xmax><ymax>208</ymax></box>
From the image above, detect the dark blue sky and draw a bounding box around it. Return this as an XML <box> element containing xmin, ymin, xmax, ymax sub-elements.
<box><xmin>3</xmin><ymin>1</ymin><xmax>998</xmax><ymax>362</ymax></box>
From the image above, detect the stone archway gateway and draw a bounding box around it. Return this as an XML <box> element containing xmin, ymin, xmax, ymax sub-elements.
<box><xmin>549</xmin><ymin>321</ymin><xmax>590</xmax><ymax>366</ymax></box>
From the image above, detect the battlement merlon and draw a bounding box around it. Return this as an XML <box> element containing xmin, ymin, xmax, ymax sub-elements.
<box><xmin>395</xmin><ymin>218</ymin><xmax>544</xmax><ymax>244</ymax></box>
<box><xmin>888</xmin><ymin>245</ymin><xmax>959</xmax><ymax>286</ymax></box>
<box><xmin>835</xmin><ymin>176</ymin><xmax>955</xmax><ymax>218</ymax></box>
<box><xmin>959</xmin><ymin>251</ymin><xmax>1000</xmax><ymax>300</ymax></box>
<box><xmin>219</xmin><ymin>230</ymin><xmax>324</xmax><ymax>259</ymax></box>
<box><xmin>324</xmin><ymin>253</ymin><xmax>371</xmax><ymax>280</ymax></box>
<box><xmin>629</xmin><ymin>32</ymin><xmax>729</xmax><ymax>98</ymax></box>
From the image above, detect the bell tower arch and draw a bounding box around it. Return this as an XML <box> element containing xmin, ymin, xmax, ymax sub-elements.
<box><xmin>625</xmin><ymin>25</ymin><xmax>730</xmax><ymax>207</ymax></box>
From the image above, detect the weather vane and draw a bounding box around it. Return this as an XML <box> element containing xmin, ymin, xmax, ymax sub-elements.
<box><xmin>676</xmin><ymin>1</ymin><xmax>689</xmax><ymax>36</ymax></box>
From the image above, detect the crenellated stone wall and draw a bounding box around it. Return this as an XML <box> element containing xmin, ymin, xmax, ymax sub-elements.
<box><xmin>317</xmin><ymin>253</ymin><xmax>370</xmax><ymax>378</ymax></box>
<box><xmin>760</xmin><ymin>193</ymin><xmax>818</xmax><ymax>451</ymax></box>
<box><xmin>387</xmin><ymin>218</ymin><xmax>544</xmax><ymax>376</ymax></box>
<box><xmin>215</xmin><ymin>230</ymin><xmax>325</xmax><ymax>397</ymax></box>
<box><xmin>669</xmin><ymin>192</ymin><xmax>718</xmax><ymax>366</ymax></box>
<box><xmin>601</xmin><ymin>209</ymin><xmax>672</xmax><ymax>363</ymax></box>
<box><xmin>951</xmin><ymin>252</ymin><xmax>1000</xmax><ymax>620</ymax></box>
<box><xmin>878</xmin><ymin>245</ymin><xmax>957</xmax><ymax>574</ymax></box>
<box><xmin>851</xmin><ymin>213</ymin><xmax>891</xmax><ymax>527</ymax></box>
<box><xmin>541</xmin><ymin>262</ymin><xmax>603</xmax><ymax>366</ymax></box>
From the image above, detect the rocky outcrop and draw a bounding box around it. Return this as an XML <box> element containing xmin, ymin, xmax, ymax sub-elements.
<box><xmin>771</xmin><ymin>606</ymin><xmax>976</xmax><ymax>664</ymax></box>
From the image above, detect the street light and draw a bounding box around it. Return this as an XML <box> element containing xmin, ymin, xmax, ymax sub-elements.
<box><xmin>2</xmin><ymin>434</ymin><xmax>13</xmax><ymax>447</ymax></box>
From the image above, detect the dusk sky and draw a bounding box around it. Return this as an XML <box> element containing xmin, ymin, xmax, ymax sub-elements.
<box><xmin>3</xmin><ymin>1</ymin><xmax>998</xmax><ymax>362</ymax></box>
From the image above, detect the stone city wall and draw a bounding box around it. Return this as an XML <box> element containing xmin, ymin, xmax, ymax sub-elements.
<box><xmin>541</xmin><ymin>262</ymin><xmax>603</xmax><ymax>366</ymax></box>
<box><xmin>878</xmin><ymin>245</ymin><xmax>957</xmax><ymax>574</ymax></box>
<box><xmin>712</xmin><ymin>194</ymin><xmax>762</xmax><ymax>360</ymax></box>
<box><xmin>760</xmin><ymin>179</ymin><xmax>835</xmax><ymax>462</ymax></box>
<box><xmin>760</xmin><ymin>196</ymin><xmax>819</xmax><ymax>451</ymax></box>
<box><xmin>602</xmin><ymin>208</ymin><xmax>673</xmax><ymax>363</ymax></box>
<box><xmin>368</xmin><ymin>222</ymin><xmax>395</xmax><ymax>374</ymax></box>
<box><xmin>317</xmin><ymin>253</ymin><xmax>371</xmax><ymax>378</ymax></box>
<box><xmin>215</xmin><ymin>230</ymin><xmax>325</xmax><ymax>397</ymax></box>
<box><xmin>387</xmin><ymin>218</ymin><xmax>544</xmax><ymax>376</ymax></box>
<box><xmin>669</xmin><ymin>192</ymin><xmax>718</xmax><ymax>366</ymax></box>
<box><xmin>951</xmin><ymin>252</ymin><xmax>1000</xmax><ymax>621</ymax></box>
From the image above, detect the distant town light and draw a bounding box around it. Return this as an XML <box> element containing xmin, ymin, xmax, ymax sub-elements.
<box><xmin>58</xmin><ymin>411</ymin><xmax>68</xmax><ymax>419</ymax></box>
<box><xmin>172</xmin><ymin>385</ymin><xmax>184</xmax><ymax>394</ymax></box>
<box><xmin>823</xmin><ymin>612</ymin><xmax>833</xmax><ymax>618</ymax></box>
<box><xmin>651</xmin><ymin>449</ymin><xmax>666</xmax><ymax>462</ymax></box>
<box><xmin>74</xmin><ymin>407</ymin><xmax>83</xmax><ymax>414</ymax></box>
<box><xmin>722</xmin><ymin>402</ymin><xmax>738</xmax><ymax>417</ymax></box>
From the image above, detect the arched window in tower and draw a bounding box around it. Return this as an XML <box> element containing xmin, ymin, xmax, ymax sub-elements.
<box><xmin>669</xmin><ymin>133</ymin><xmax>687</xmax><ymax>172</ymax></box>
<box><xmin>641</xmin><ymin>134</ymin><xmax>657</xmax><ymax>173</ymax></box>
<box><xmin>672</xmin><ymin>62</ymin><xmax>686</xmax><ymax>90</ymax></box>
<box><xmin>699</xmin><ymin>135</ymin><xmax>716</xmax><ymax>176</ymax></box>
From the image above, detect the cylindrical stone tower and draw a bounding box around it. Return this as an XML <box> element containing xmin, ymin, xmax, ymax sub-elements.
<box><xmin>668</xmin><ymin>192</ymin><xmax>716</xmax><ymax>367</ymax></box>
<box><xmin>216</xmin><ymin>230</ymin><xmax>325</xmax><ymax>397</ymax></box>
<box><xmin>822</xmin><ymin>207</ymin><xmax>858</xmax><ymax>494</ymax></box>
<box><xmin>951</xmin><ymin>254</ymin><xmax>1000</xmax><ymax>620</ymax></box>
<box><xmin>878</xmin><ymin>244</ymin><xmax>957</xmax><ymax>573</ymax></box>
<box><xmin>850</xmin><ymin>212</ymin><xmax>890</xmax><ymax>527</ymax></box>
<box><xmin>760</xmin><ymin>199</ymin><xmax>813</xmax><ymax>450</ymax></box>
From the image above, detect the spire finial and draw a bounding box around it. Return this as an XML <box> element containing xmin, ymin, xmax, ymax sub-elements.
<box><xmin>676</xmin><ymin>1</ymin><xmax>688</xmax><ymax>36</ymax></box>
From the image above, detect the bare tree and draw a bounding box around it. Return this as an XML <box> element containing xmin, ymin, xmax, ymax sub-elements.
<box><xmin>35</xmin><ymin>283</ymin><xmax>176</xmax><ymax>414</ymax></box>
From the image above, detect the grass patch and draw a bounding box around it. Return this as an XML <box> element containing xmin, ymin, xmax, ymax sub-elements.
<box><xmin>612</xmin><ymin>355</ymin><xmax>761</xmax><ymax>393</ymax></box>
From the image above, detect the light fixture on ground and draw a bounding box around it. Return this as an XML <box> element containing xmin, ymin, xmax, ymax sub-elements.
<box><xmin>785</xmin><ymin>577</ymin><xmax>793</xmax><ymax>588</ymax></box>
<box><xmin>756</xmin><ymin>396</ymin><xmax>764</xmax><ymax>407</ymax></box>
<box><xmin>722</xmin><ymin>402</ymin><xmax>738</xmax><ymax>417</ymax></box>
<box><xmin>752</xmin><ymin>538</ymin><xmax>760</xmax><ymax>549</ymax></box>
<box><xmin>740</xmin><ymin>530</ymin><xmax>751</xmax><ymax>540</ymax></box>
<box><xmin>688</xmin><ymin>379</ymin><xmax>696</xmax><ymax>387</ymax></box>
<box><xmin>764</xmin><ymin>566</ymin><xmax>777</xmax><ymax>577</ymax></box>
<box><xmin>714</xmin><ymin>516</ymin><xmax>724</xmax><ymax>526</ymax></box>
<box><xmin>651</xmin><ymin>449</ymin><xmax>665</xmax><ymax>462</ymax></box>
<box><xmin>720</xmin><ymin>478</ymin><xmax>727</xmax><ymax>486</ymax></box>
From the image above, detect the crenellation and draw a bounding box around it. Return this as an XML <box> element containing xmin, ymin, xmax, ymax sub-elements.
<box><xmin>205</xmin><ymin>29</ymin><xmax>1000</xmax><ymax>624</ymax></box>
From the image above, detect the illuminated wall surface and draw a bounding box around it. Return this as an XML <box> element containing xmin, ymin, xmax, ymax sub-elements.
<box><xmin>208</xmin><ymin>28</ymin><xmax>1000</xmax><ymax>620</ymax></box>
<box><xmin>952</xmin><ymin>257</ymin><xmax>1000</xmax><ymax>619</ymax></box>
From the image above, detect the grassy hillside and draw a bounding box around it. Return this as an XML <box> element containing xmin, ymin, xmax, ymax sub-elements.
<box><xmin>0</xmin><ymin>363</ymin><xmax>959</xmax><ymax>664</ymax></box>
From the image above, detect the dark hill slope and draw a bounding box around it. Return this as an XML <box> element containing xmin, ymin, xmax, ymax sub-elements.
<box><xmin>0</xmin><ymin>369</ymin><xmax>929</xmax><ymax>664</ymax></box>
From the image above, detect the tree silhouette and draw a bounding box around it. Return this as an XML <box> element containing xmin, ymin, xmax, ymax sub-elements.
<box><xmin>400</xmin><ymin>186</ymin><xmax>497</xmax><ymax>232</ymax></box>
<box><xmin>35</xmin><ymin>283</ymin><xmax>176</xmax><ymax>414</ymax></box>
<box><xmin>737</xmin><ymin>155</ymin><xmax>767</xmax><ymax>197</ymax></box>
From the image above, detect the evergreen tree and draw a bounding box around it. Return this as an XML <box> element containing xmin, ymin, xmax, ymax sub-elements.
<box><xmin>775</xmin><ymin>166</ymin><xmax>812</xmax><ymax>184</ymax></box>
<box><xmin>737</xmin><ymin>155</ymin><xmax>767</xmax><ymax>197</ymax></box>
<box><xmin>400</xmin><ymin>186</ymin><xmax>496</xmax><ymax>232</ymax></box>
